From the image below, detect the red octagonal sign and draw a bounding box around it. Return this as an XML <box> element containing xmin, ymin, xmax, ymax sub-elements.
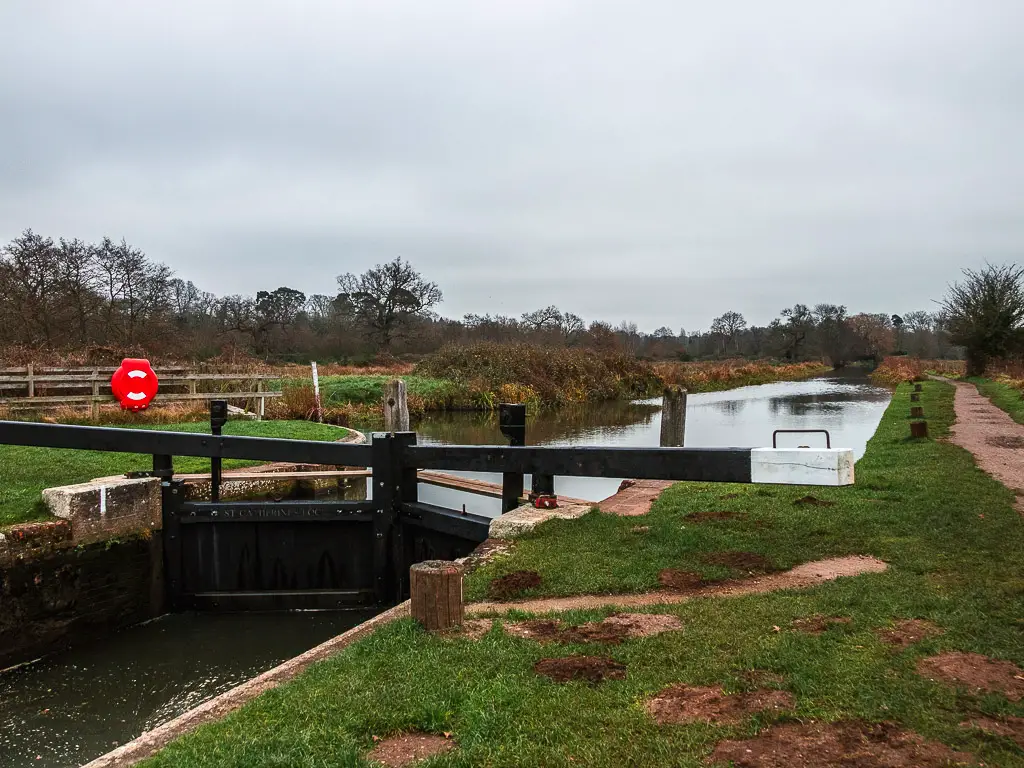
<box><xmin>111</xmin><ymin>358</ymin><xmax>159</xmax><ymax>411</ymax></box>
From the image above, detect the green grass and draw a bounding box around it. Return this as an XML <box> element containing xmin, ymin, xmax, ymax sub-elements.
<box><xmin>969</xmin><ymin>376</ymin><xmax>1024</xmax><ymax>425</ymax></box>
<box><xmin>286</xmin><ymin>375</ymin><xmax>468</xmax><ymax>408</ymax></box>
<box><xmin>0</xmin><ymin>420</ymin><xmax>348</xmax><ymax>528</ymax></box>
<box><xmin>141</xmin><ymin>381</ymin><xmax>1024</xmax><ymax>767</ymax></box>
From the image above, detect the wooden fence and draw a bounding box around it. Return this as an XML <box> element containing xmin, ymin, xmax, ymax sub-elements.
<box><xmin>0</xmin><ymin>365</ymin><xmax>281</xmax><ymax>420</ymax></box>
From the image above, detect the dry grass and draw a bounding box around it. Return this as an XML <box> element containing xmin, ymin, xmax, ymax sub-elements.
<box><xmin>654</xmin><ymin>360</ymin><xmax>829</xmax><ymax>392</ymax></box>
<box><xmin>871</xmin><ymin>357</ymin><xmax>964</xmax><ymax>386</ymax></box>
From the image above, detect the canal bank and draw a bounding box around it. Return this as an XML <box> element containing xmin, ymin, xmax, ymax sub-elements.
<box><xmin>127</xmin><ymin>381</ymin><xmax>1024</xmax><ymax>768</ymax></box>
<box><xmin>1</xmin><ymin>373</ymin><xmax>891</xmax><ymax>767</ymax></box>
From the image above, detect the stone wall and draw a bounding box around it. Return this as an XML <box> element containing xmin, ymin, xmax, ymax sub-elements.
<box><xmin>0</xmin><ymin>532</ymin><xmax>163</xmax><ymax>668</ymax></box>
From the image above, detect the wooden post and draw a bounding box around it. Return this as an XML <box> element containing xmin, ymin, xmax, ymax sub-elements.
<box><xmin>910</xmin><ymin>392</ymin><xmax>921</xmax><ymax>402</ymax></box>
<box><xmin>26</xmin><ymin>364</ymin><xmax>34</xmax><ymax>398</ymax></box>
<box><xmin>256</xmin><ymin>379</ymin><xmax>264</xmax><ymax>421</ymax></box>
<box><xmin>914</xmin><ymin>383</ymin><xmax>923</xmax><ymax>392</ymax></box>
<box><xmin>910</xmin><ymin>421</ymin><xmax>929</xmax><ymax>438</ymax></box>
<box><xmin>311</xmin><ymin>362</ymin><xmax>322</xmax><ymax>423</ymax></box>
<box><xmin>384</xmin><ymin>379</ymin><xmax>410</xmax><ymax>432</ymax></box>
<box><xmin>910</xmin><ymin>406</ymin><xmax>924</xmax><ymax>418</ymax></box>
<box><xmin>91</xmin><ymin>368</ymin><xmax>100</xmax><ymax>421</ymax></box>
<box><xmin>660</xmin><ymin>386</ymin><xmax>687</xmax><ymax>447</ymax></box>
<box><xmin>410</xmin><ymin>560</ymin><xmax>463</xmax><ymax>632</ymax></box>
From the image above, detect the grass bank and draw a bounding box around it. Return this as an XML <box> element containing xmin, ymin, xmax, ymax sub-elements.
<box><xmin>970</xmin><ymin>377</ymin><xmax>1024</xmax><ymax>424</ymax></box>
<box><xmin>0</xmin><ymin>420</ymin><xmax>348</xmax><ymax>529</ymax></box>
<box><xmin>141</xmin><ymin>381</ymin><xmax>1024</xmax><ymax>767</ymax></box>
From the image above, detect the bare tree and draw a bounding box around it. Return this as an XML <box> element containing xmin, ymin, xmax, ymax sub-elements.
<box><xmin>941</xmin><ymin>263</ymin><xmax>1024</xmax><ymax>376</ymax></box>
<box><xmin>337</xmin><ymin>257</ymin><xmax>442</xmax><ymax>351</ymax></box>
<box><xmin>710</xmin><ymin>311</ymin><xmax>747</xmax><ymax>353</ymax></box>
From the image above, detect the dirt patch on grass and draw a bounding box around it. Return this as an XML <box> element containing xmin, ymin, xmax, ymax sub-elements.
<box><xmin>445</xmin><ymin>619</ymin><xmax>494</xmax><ymax>640</ymax></box>
<box><xmin>917</xmin><ymin>652</ymin><xmax>1024</xmax><ymax>700</ymax></box>
<box><xmin>791</xmin><ymin>615</ymin><xmax>852</xmax><ymax>635</ymax></box>
<box><xmin>876</xmin><ymin>619</ymin><xmax>942</xmax><ymax>649</ymax></box>
<box><xmin>508</xmin><ymin>613</ymin><xmax>683</xmax><ymax>645</ymax></box>
<box><xmin>469</xmin><ymin>556</ymin><xmax>889</xmax><ymax>616</ymax></box>
<box><xmin>534</xmin><ymin>655</ymin><xmax>626</xmax><ymax>684</ymax></box>
<box><xmin>658</xmin><ymin>569</ymin><xmax>711</xmax><ymax>590</ymax></box>
<box><xmin>961</xmin><ymin>716</ymin><xmax>1024</xmax><ymax>747</ymax></box>
<box><xmin>707</xmin><ymin>720</ymin><xmax>973</xmax><ymax>767</ymax></box>
<box><xmin>601</xmin><ymin>612</ymin><xmax>684</xmax><ymax>638</ymax></box>
<box><xmin>985</xmin><ymin>435</ymin><xmax>1024</xmax><ymax>449</ymax></box>
<box><xmin>630</xmin><ymin>525</ymin><xmax>650</xmax><ymax>534</ymax></box>
<box><xmin>703</xmin><ymin>551</ymin><xmax>778</xmax><ymax>574</ymax></box>
<box><xmin>366</xmin><ymin>732</ymin><xmax>454</xmax><ymax>767</ymax></box>
<box><xmin>720</xmin><ymin>492</ymin><xmax>741</xmax><ymax>499</ymax></box>
<box><xmin>646</xmin><ymin>684</ymin><xmax>793</xmax><ymax>725</ymax></box>
<box><xmin>487</xmin><ymin>570</ymin><xmax>542</xmax><ymax>599</ymax></box>
<box><xmin>686</xmin><ymin>510</ymin><xmax>744</xmax><ymax>522</ymax></box>
<box><xmin>793</xmin><ymin>495</ymin><xmax>835</xmax><ymax>507</ymax></box>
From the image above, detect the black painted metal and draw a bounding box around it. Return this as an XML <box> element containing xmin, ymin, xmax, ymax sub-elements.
<box><xmin>499</xmin><ymin>403</ymin><xmax>526</xmax><ymax>513</ymax></box>
<box><xmin>177</xmin><ymin>500</ymin><xmax>376</xmax><ymax>523</ymax></box>
<box><xmin>370</xmin><ymin>433</ymin><xmax>397</xmax><ymax>606</ymax></box>
<box><xmin>161</xmin><ymin>480</ymin><xmax>185</xmax><ymax>612</ymax></box>
<box><xmin>210</xmin><ymin>400</ymin><xmax>227</xmax><ymax>502</ymax></box>
<box><xmin>0</xmin><ymin>419</ymin><xmax>775</xmax><ymax>611</ymax></box>
<box><xmin>772</xmin><ymin>429</ymin><xmax>831</xmax><ymax>449</ymax></box>
<box><xmin>0</xmin><ymin>420</ymin><xmax>372</xmax><ymax>465</ymax></box>
<box><xmin>152</xmin><ymin>454</ymin><xmax>174</xmax><ymax>480</ymax></box>
<box><xmin>406</xmin><ymin>445</ymin><xmax>754</xmax><ymax>483</ymax></box>
<box><xmin>400</xmin><ymin>501</ymin><xmax>491</xmax><ymax>542</ymax></box>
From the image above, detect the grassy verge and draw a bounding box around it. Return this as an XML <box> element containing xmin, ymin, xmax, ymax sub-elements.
<box><xmin>970</xmin><ymin>377</ymin><xmax>1024</xmax><ymax>425</ymax></box>
<box><xmin>142</xmin><ymin>382</ymin><xmax>1024</xmax><ymax>768</ymax></box>
<box><xmin>0</xmin><ymin>420</ymin><xmax>348</xmax><ymax>528</ymax></box>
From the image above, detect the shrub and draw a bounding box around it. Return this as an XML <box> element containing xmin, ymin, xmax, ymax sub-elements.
<box><xmin>415</xmin><ymin>343</ymin><xmax>661</xmax><ymax>407</ymax></box>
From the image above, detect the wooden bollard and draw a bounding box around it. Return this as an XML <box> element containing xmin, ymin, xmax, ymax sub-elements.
<box><xmin>910</xmin><ymin>421</ymin><xmax>929</xmax><ymax>439</ymax></box>
<box><xmin>910</xmin><ymin>406</ymin><xmax>924</xmax><ymax>418</ymax></box>
<box><xmin>659</xmin><ymin>386</ymin><xmax>687</xmax><ymax>447</ymax></box>
<box><xmin>383</xmin><ymin>378</ymin><xmax>410</xmax><ymax>432</ymax></box>
<box><xmin>910</xmin><ymin>392</ymin><xmax>921</xmax><ymax>402</ymax></box>
<box><xmin>410</xmin><ymin>560</ymin><xmax>464</xmax><ymax>632</ymax></box>
<box><xmin>914</xmin><ymin>383</ymin><xmax>923</xmax><ymax>392</ymax></box>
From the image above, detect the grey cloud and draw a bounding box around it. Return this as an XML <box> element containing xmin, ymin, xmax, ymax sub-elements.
<box><xmin>1</xmin><ymin>0</ymin><xmax>1021</xmax><ymax>331</ymax></box>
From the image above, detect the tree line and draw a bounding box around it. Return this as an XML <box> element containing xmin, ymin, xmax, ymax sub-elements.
<box><xmin>1</xmin><ymin>229</ymin><xmax>1018</xmax><ymax>370</ymax></box>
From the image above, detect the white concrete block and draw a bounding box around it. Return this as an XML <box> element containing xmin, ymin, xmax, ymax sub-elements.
<box><xmin>750</xmin><ymin>448</ymin><xmax>855</xmax><ymax>486</ymax></box>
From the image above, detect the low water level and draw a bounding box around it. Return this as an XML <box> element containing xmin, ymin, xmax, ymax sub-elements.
<box><xmin>415</xmin><ymin>370</ymin><xmax>891</xmax><ymax>516</ymax></box>
<box><xmin>0</xmin><ymin>610</ymin><xmax>376</xmax><ymax>768</ymax></box>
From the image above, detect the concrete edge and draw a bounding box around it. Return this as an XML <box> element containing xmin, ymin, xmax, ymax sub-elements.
<box><xmin>339</xmin><ymin>425</ymin><xmax>368</xmax><ymax>444</ymax></box>
<box><xmin>82</xmin><ymin>600</ymin><xmax>411</xmax><ymax>768</ymax></box>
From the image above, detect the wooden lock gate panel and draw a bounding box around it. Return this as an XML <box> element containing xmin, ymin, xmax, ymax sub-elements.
<box><xmin>0</xmin><ymin>420</ymin><xmax>854</xmax><ymax>611</ymax></box>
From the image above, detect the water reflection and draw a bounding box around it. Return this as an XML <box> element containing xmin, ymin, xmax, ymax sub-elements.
<box><xmin>413</xmin><ymin>370</ymin><xmax>891</xmax><ymax>515</ymax></box>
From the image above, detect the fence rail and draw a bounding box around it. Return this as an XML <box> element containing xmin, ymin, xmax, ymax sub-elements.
<box><xmin>0</xmin><ymin>366</ymin><xmax>281</xmax><ymax>419</ymax></box>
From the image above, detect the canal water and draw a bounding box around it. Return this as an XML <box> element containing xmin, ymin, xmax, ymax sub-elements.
<box><xmin>415</xmin><ymin>370</ymin><xmax>892</xmax><ymax>517</ymax></box>
<box><xmin>1</xmin><ymin>370</ymin><xmax>889</xmax><ymax>768</ymax></box>
<box><xmin>0</xmin><ymin>611</ymin><xmax>376</xmax><ymax>768</ymax></box>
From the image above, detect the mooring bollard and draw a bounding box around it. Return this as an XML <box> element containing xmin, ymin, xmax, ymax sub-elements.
<box><xmin>910</xmin><ymin>406</ymin><xmax>924</xmax><ymax>418</ymax></box>
<box><xmin>910</xmin><ymin>392</ymin><xmax>921</xmax><ymax>402</ymax></box>
<box><xmin>410</xmin><ymin>560</ymin><xmax>464</xmax><ymax>632</ymax></box>
<box><xmin>910</xmin><ymin>421</ymin><xmax>929</xmax><ymax>439</ymax></box>
<box><xmin>383</xmin><ymin>379</ymin><xmax>410</xmax><ymax>432</ymax></box>
<box><xmin>660</xmin><ymin>386</ymin><xmax>687</xmax><ymax>447</ymax></box>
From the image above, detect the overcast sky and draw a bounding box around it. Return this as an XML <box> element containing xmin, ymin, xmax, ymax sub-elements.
<box><xmin>1</xmin><ymin>1</ymin><xmax>1021</xmax><ymax>332</ymax></box>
